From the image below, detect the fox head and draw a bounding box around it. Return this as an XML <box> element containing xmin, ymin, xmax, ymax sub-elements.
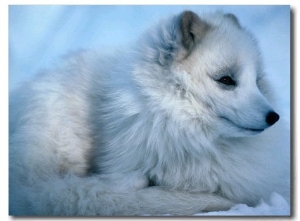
<box><xmin>134</xmin><ymin>11</ymin><xmax>279</xmax><ymax>138</ymax></box>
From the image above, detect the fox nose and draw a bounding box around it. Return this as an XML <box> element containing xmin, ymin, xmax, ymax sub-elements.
<box><xmin>266</xmin><ymin>111</ymin><xmax>280</xmax><ymax>126</ymax></box>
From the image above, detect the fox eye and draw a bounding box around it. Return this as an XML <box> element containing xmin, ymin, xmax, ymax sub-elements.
<box><xmin>217</xmin><ymin>76</ymin><xmax>236</xmax><ymax>86</ymax></box>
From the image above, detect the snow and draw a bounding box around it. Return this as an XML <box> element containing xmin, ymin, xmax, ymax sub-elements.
<box><xmin>198</xmin><ymin>193</ymin><xmax>290</xmax><ymax>216</ymax></box>
<box><xmin>8</xmin><ymin>5</ymin><xmax>290</xmax><ymax>217</ymax></box>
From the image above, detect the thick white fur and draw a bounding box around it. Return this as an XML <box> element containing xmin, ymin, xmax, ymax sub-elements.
<box><xmin>9</xmin><ymin>11</ymin><xmax>290</xmax><ymax>216</ymax></box>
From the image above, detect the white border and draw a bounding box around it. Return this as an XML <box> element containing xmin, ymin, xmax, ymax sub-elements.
<box><xmin>2</xmin><ymin>1</ymin><xmax>298</xmax><ymax>221</ymax></box>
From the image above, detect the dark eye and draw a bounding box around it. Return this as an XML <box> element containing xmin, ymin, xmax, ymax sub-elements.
<box><xmin>217</xmin><ymin>76</ymin><xmax>236</xmax><ymax>86</ymax></box>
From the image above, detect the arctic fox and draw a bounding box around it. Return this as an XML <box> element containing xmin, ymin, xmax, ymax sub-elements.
<box><xmin>9</xmin><ymin>10</ymin><xmax>290</xmax><ymax>216</ymax></box>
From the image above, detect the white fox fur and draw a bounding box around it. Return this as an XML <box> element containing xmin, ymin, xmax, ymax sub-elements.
<box><xmin>9</xmin><ymin>11</ymin><xmax>290</xmax><ymax>216</ymax></box>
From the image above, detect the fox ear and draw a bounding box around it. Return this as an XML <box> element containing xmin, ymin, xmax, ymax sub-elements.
<box><xmin>180</xmin><ymin>11</ymin><xmax>210</xmax><ymax>53</ymax></box>
<box><xmin>224</xmin><ymin>13</ymin><xmax>241</xmax><ymax>28</ymax></box>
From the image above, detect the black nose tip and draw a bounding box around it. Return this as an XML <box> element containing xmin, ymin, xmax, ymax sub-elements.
<box><xmin>266</xmin><ymin>111</ymin><xmax>280</xmax><ymax>126</ymax></box>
